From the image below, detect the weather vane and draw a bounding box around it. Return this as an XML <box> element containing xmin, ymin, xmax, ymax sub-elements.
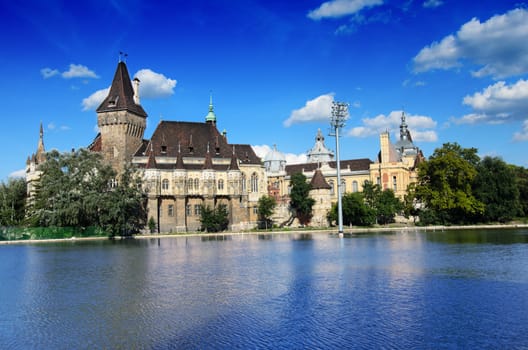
<box><xmin>119</xmin><ymin>51</ymin><xmax>128</xmax><ymax>63</ymax></box>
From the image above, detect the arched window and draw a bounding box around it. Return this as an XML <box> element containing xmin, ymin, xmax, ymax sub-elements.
<box><xmin>218</xmin><ymin>179</ymin><xmax>224</xmax><ymax>190</ymax></box>
<box><xmin>241</xmin><ymin>173</ymin><xmax>247</xmax><ymax>192</ymax></box>
<box><xmin>187</xmin><ymin>179</ymin><xmax>193</xmax><ymax>191</ymax></box>
<box><xmin>341</xmin><ymin>180</ymin><xmax>346</xmax><ymax>195</ymax></box>
<box><xmin>352</xmin><ymin>180</ymin><xmax>358</xmax><ymax>193</ymax></box>
<box><xmin>161</xmin><ymin>179</ymin><xmax>169</xmax><ymax>190</ymax></box>
<box><xmin>194</xmin><ymin>178</ymin><xmax>199</xmax><ymax>190</ymax></box>
<box><xmin>251</xmin><ymin>173</ymin><xmax>258</xmax><ymax>192</ymax></box>
<box><xmin>329</xmin><ymin>180</ymin><xmax>335</xmax><ymax>195</ymax></box>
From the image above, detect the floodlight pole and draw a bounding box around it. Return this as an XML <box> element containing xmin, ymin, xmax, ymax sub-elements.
<box><xmin>330</xmin><ymin>101</ymin><xmax>348</xmax><ymax>236</ymax></box>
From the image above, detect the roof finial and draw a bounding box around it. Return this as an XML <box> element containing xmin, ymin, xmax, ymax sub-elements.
<box><xmin>119</xmin><ymin>51</ymin><xmax>128</xmax><ymax>63</ymax></box>
<box><xmin>205</xmin><ymin>90</ymin><xmax>217</xmax><ymax>124</ymax></box>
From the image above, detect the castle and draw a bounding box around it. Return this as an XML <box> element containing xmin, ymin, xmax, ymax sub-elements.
<box><xmin>28</xmin><ymin>61</ymin><xmax>267</xmax><ymax>232</ymax></box>
<box><xmin>27</xmin><ymin>60</ymin><xmax>423</xmax><ymax>232</ymax></box>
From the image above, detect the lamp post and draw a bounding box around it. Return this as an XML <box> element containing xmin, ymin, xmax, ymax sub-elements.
<box><xmin>330</xmin><ymin>101</ymin><xmax>348</xmax><ymax>236</ymax></box>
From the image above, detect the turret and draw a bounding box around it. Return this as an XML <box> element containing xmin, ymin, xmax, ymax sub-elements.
<box><xmin>96</xmin><ymin>61</ymin><xmax>147</xmax><ymax>175</ymax></box>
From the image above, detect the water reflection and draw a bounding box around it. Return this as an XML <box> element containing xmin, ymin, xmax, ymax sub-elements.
<box><xmin>0</xmin><ymin>229</ymin><xmax>527</xmax><ymax>349</ymax></box>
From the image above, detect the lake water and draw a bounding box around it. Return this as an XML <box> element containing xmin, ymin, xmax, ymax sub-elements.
<box><xmin>1</xmin><ymin>228</ymin><xmax>528</xmax><ymax>349</ymax></box>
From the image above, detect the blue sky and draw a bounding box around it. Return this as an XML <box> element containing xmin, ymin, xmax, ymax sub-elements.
<box><xmin>1</xmin><ymin>0</ymin><xmax>527</xmax><ymax>181</ymax></box>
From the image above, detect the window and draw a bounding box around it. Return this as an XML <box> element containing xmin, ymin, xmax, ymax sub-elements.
<box><xmin>194</xmin><ymin>178</ymin><xmax>200</xmax><ymax>190</ymax></box>
<box><xmin>162</xmin><ymin>179</ymin><xmax>169</xmax><ymax>190</ymax></box>
<box><xmin>186</xmin><ymin>204</ymin><xmax>191</xmax><ymax>216</ymax></box>
<box><xmin>251</xmin><ymin>173</ymin><xmax>258</xmax><ymax>192</ymax></box>
<box><xmin>218</xmin><ymin>179</ymin><xmax>224</xmax><ymax>190</ymax></box>
<box><xmin>168</xmin><ymin>204</ymin><xmax>174</xmax><ymax>217</ymax></box>
<box><xmin>393</xmin><ymin>176</ymin><xmax>397</xmax><ymax>191</ymax></box>
<box><xmin>241</xmin><ymin>173</ymin><xmax>247</xmax><ymax>192</ymax></box>
<box><xmin>376</xmin><ymin>177</ymin><xmax>381</xmax><ymax>185</ymax></box>
<box><xmin>352</xmin><ymin>181</ymin><xmax>358</xmax><ymax>193</ymax></box>
<box><xmin>194</xmin><ymin>204</ymin><xmax>202</xmax><ymax>216</ymax></box>
<box><xmin>329</xmin><ymin>180</ymin><xmax>335</xmax><ymax>195</ymax></box>
<box><xmin>161</xmin><ymin>145</ymin><xmax>167</xmax><ymax>154</ymax></box>
<box><xmin>253</xmin><ymin>206</ymin><xmax>258</xmax><ymax>214</ymax></box>
<box><xmin>341</xmin><ymin>180</ymin><xmax>346</xmax><ymax>195</ymax></box>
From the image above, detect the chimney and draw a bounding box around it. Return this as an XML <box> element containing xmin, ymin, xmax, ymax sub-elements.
<box><xmin>133</xmin><ymin>77</ymin><xmax>140</xmax><ymax>105</ymax></box>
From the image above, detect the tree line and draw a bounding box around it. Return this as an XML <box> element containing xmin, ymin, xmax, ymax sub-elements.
<box><xmin>1</xmin><ymin>142</ymin><xmax>527</xmax><ymax>238</ymax></box>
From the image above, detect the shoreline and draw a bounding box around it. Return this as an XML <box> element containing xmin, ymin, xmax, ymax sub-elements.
<box><xmin>1</xmin><ymin>223</ymin><xmax>527</xmax><ymax>245</ymax></box>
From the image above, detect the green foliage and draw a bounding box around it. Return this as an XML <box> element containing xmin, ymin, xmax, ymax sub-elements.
<box><xmin>199</xmin><ymin>203</ymin><xmax>229</xmax><ymax>232</ymax></box>
<box><xmin>361</xmin><ymin>181</ymin><xmax>403</xmax><ymax>225</ymax></box>
<box><xmin>148</xmin><ymin>216</ymin><xmax>157</xmax><ymax>233</ymax></box>
<box><xmin>0</xmin><ymin>226</ymin><xmax>105</xmax><ymax>241</ymax></box>
<box><xmin>414</xmin><ymin>142</ymin><xmax>484</xmax><ymax>224</ymax></box>
<box><xmin>28</xmin><ymin>149</ymin><xmax>146</xmax><ymax>236</ymax></box>
<box><xmin>511</xmin><ymin>165</ymin><xmax>528</xmax><ymax>217</ymax></box>
<box><xmin>0</xmin><ymin>177</ymin><xmax>27</xmax><ymax>226</ymax></box>
<box><xmin>473</xmin><ymin>157</ymin><xmax>522</xmax><ymax>222</ymax></box>
<box><xmin>257</xmin><ymin>195</ymin><xmax>277</xmax><ymax>229</ymax></box>
<box><xmin>289</xmin><ymin>172</ymin><xmax>315</xmax><ymax>225</ymax></box>
<box><xmin>328</xmin><ymin>192</ymin><xmax>376</xmax><ymax>226</ymax></box>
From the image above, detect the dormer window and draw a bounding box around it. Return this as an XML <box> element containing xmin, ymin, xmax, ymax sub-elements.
<box><xmin>161</xmin><ymin>145</ymin><xmax>167</xmax><ymax>155</ymax></box>
<box><xmin>108</xmin><ymin>95</ymin><xmax>119</xmax><ymax>108</ymax></box>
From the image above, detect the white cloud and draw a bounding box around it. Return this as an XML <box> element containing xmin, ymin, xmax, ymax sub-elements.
<box><xmin>252</xmin><ymin>144</ymin><xmax>307</xmax><ymax>165</ymax></box>
<box><xmin>451</xmin><ymin>113</ymin><xmax>488</xmax><ymax>125</ymax></box>
<box><xmin>347</xmin><ymin>110</ymin><xmax>438</xmax><ymax>142</ymax></box>
<box><xmin>308</xmin><ymin>0</ymin><xmax>383</xmax><ymax>20</ymax></box>
<box><xmin>413</xmin><ymin>8</ymin><xmax>528</xmax><ymax>78</ymax></box>
<box><xmin>41</xmin><ymin>67</ymin><xmax>59</xmax><ymax>79</ymax></box>
<box><xmin>9</xmin><ymin>169</ymin><xmax>26</xmax><ymax>179</ymax></box>
<box><xmin>62</xmin><ymin>64</ymin><xmax>99</xmax><ymax>79</ymax></box>
<box><xmin>459</xmin><ymin>79</ymin><xmax>528</xmax><ymax>123</ymax></box>
<box><xmin>82</xmin><ymin>87</ymin><xmax>110</xmax><ymax>111</ymax></box>
<box><xmin>513</xmin><ymin>120</ymin><xmax>528</xmax><ymax>141</ymax></box>
<box><xmin>134</xmin><ymin>69</ymin><xmax>177</xmax><ymax>98</ymax></box>
<box><xmin>423</xmin><ymin>0</ymin><xmax>443</xmax><ymax>8</ymax></box>
<box><xmin>283</xmin><ymin>93</ymin><xmax>335</xmax><ymax>127</ymax></box>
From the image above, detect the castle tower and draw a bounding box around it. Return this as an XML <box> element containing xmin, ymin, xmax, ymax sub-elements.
<box><xmin>96</xmin><ymin>61</ymin><xmax>147</xmax><ymax>174</ymax></box>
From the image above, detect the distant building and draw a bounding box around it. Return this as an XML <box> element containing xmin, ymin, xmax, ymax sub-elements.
<box><xmin>370</xmin><ymin>112</ymin><xmax>424</xmax><ymax>198</ymax></box>
<box><xmin>263</xmin><ymin>114</ymin><xmax>424</xmax><ymax>227</ymax></box>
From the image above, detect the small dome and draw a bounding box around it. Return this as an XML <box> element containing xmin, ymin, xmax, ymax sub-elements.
<box><xmin>264</xmin><ymin>145</ymin><xmax>286</xmax><ymax>162</ymax></box>
<box><xmin>263</xmin><ymin>145</ymin><xmax>286</xmax><ymax>173</ymax></box>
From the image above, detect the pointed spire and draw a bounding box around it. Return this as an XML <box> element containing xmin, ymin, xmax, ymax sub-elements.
<box><xmin>205</xmin><ymin>91</ymin><xmax>217</xmax><ymax>124</ymax></box>
<box><xmin>146</xmin><ymin>142</ymin><xmax>157</xmax><ymax>169</ymax></box>
<box><xmin>229</xmin><ymin>145</ymin><xmax>239</xmax><ymax>171</ymax></box>
<box><xmin>96</xmin><ymin>61</ymin><xmax>147</xmax><ymax>117</ymax></box>
<box><xmin>175</xmin><ymin>142</ymin><xmax>185</xmax><ymax>169</ymax></box>
<box><xmin>35</xmin><ymin>122</ymin><xmax>46</xmax><ymax>164</ymax></box>
<box><xmin>203</xmin><ymin>142</ymin><xmax>213</xmax><ymax>169</ymax></box>
<box><xmin>310</xmin><ymin>169</ymin><xmax>331</xmax><ymax>190</ymax></box>
<box><xmin>400</xmin><ymin>111</ymin><xmax>409</xmax><ymax>141</ymax></box>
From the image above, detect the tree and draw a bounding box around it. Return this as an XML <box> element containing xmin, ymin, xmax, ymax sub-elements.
<box><xmin>0</xmin><ymin>177</ymin><xmax>27</xmax><ymax>226</ymax></box>
<box><xmin>328</xmin><ymin>192</ymin><xmax>376</xmax><ymax>226</ymax></box>
<box><xmin>361</xmin><ymin>181</ymin><xmax>402</xmax><ymax>225</ymax></box>
<box><xmin>512</xmin><ymin>165</ymin><xmax>528</xmax><ymax>217</ymax></box>
<box><xmin>473</xmin><ymin>157</ymin><xmax>521</xmax><ymax>222</ymax></box>
<box><xmin>289</xmin><ymin>172</ymin><xmax>315</xmax><ymax>226</ymax></box>
<box><xmin>403</xmin><ymin>183</ymin><xmax>420</xmax><ymax>223</ymax></box>
<box><xmin>28</xmin><ymin>149</ymin><xmax>146</xmax><ymax>236</ymax></box>
<box><xmin>414</xmin><ymin>142</ymin><xmax>484</xmax><ymax>225</ymax></box>
<box><xmin>97</xmin><ymin>166</ymin><xmax>147</xmax><ymax>236</ymax></box>
<box><xmin>257</xmin><ymin>195</ymin><xmax>276</xmax><ymax>229</ymax></box>
<box><xmin>376</xmin><ymin>189</ymin><xmax>403</xmax><ymax>225</ymax></box>
<box><xmin>199</xmin><ymin>204</ymin><xmax>229</xmax><ymax>232</ymax></box>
